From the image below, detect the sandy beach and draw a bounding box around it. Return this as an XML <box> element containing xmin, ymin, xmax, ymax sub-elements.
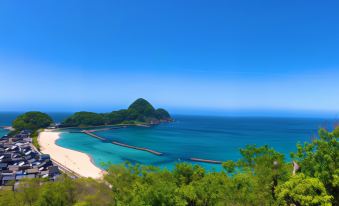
<box><xmin>38</xmin><ymin>130</ymin><xmax>105</xmax><ymax>179</ymax></box>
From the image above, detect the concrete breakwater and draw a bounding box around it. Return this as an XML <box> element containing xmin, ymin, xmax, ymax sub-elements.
<box><xmin>82</xmin><ymin>129</ymin><xmax>223</xmax><ymax>164</ymax></box>
<box><xmin>189</xmin><ymin>158</ymin><xmax>222</xmax><ymax>164</ymax></box>
<box><xmin>111</xmin><ymin>141</ymin><xmax>162</xmax><ymax>156</ymax></box>
<box><xmin>82</xmin><ymin>130</ymin><xmax>163</xmax><ymax>156</ymax></box>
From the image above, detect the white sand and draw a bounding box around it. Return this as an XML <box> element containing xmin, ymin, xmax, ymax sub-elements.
<box><xmin>38</xmin><ymin>130</ymin><xmax>105</xmax><ymax>179</ymax></box>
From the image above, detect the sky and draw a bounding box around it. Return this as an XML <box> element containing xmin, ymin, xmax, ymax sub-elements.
<box><xmin>0</xmin><ymin>0</ymin><xmax>338</xmax><ymax>116</ymax></box>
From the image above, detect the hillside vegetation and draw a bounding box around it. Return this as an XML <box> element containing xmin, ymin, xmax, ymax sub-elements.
<box><xmin>62</xmin><ymin>98</ymin><xmax>172</xmax><ymax>127</ymax></box>
<box><xmin>12</xmin><ymin>111</ymin><xmax>54</xmax><ymax>150</ymax></box>
<box><xmin>12</xmin><ymin>111</ymin><xmax>53</xmax><ymax>131</ymax></box>
<box><xmin>0</xmin><ymin>127</ymin><xmax>338</xmax><ymax>206</ymax></box>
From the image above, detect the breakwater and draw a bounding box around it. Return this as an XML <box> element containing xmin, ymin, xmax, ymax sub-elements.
<box><xmin>82</xmin><ymin>130</ymin><xmax>163</xmax><ymax>156</ymax></box>
<box><xmin>81</xmin><ymin>129</ymin><xmax>224</xmax><ymax>164</ymax></box>
<box><xmin>189</xmin><ymin>158</ymin><xmax>222</xmax><ymax>164</ymax></box>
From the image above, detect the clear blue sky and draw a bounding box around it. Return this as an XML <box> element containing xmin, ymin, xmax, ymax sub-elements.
<box><xmin>0</xmin><ymin>0</ymin><xmax>338</xmax><ymax>116</ymax></box>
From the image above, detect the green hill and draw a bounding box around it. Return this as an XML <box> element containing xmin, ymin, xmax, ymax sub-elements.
<box><xmin>12</xmin><ymin>111</ymin><xmax>53</xmax><ymax>131</ymax></box>
<box><xmin>62</xmin><ymin>112</ymin><xmax>106</xmax><ymax>127</ymax></box>
<box><xmin>62</xmin><ymin>98</ymin><xmax>172</xmax><ymax>127</ymax></box>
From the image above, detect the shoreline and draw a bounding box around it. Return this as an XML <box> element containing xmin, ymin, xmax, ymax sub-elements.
<box><xmin>38</xmin><ymin>130</ymin><xmax>106</xmax><ymax>179</ymax></box>
<box><xmin>1</xmin><ymin>126</ymin><xmax>14</xmax><ymax>131</ymax></box>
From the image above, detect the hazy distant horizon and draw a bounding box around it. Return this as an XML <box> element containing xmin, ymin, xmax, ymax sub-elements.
<box><xmin>0</xmin><ymin>107</ymin><xmax>338</xmax><ymax>119</ymax></box>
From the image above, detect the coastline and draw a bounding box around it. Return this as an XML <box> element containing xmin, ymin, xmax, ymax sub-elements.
<box><xmin>1</xmin><ymin>126</ymin><xmax>14</xmax><ymax>131</ymax></box>
<box><xmin>38</xmin><ymin>129</ymin><xmax>106</xmax><ymax>179</ymax></box>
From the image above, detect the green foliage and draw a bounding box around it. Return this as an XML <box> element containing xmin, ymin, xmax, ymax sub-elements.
<box><xmin>222</xmin><ymin>160</ymin><xmax>236</xmax><ymax>173</ymax></box>
<box><xmin>173</xmin><ymin>163</ymin><xmax>205</xmax><ymax>185</ymax></box>
<box><xmin>127</xmin><ymin>98</ymin><xmax>155</xmax><ymax>119</ymax></box>
<box><xmin>61</xmin><ymin>98</ymin><xmax>172</xmax><ymax>127</ymax></box>
<box><xmin>62</xmin><ymin>112</ymin><xmax>106</xmax><ymax>127</ymax></box>
<box><xmin>0</xmin><ymin>175</ymin><xmax>114</xmax><ymax>206</ymax></box>
<box><xmin>291</xmin><ymin>127</ymin><xmax>339</xmax><ymax>204</ymax></box>
<box><xmin>12</xmin><ymin>111</ymin><xmax>53</xmax><ymax>131</ymax></box>
<box><xmin>222</xmin><ymin>145</ymin><xmax>291</xmax><ymax>204</ymax></box>
<box><xmin>125</xmin><ymin>98</ymin><xmax>171</xmax><ymax>123</ymax></box>
<box><xmin>105</xmin><ymin>109</ymin><xmax>128</xmax><ymax>124</ymax></box>
<box><xmin>31</xmin><ymin>129</ymin><xmax>41</xmax><ymax>150</ymax></box>
<box><xmin>155</xmin><ymin>108</ymin><xmax>171</xmax><ymax>120</ymax></box>
<box><xmin>276</xmin><ymin>174</ymin><xmax>332</xmax><ymax>206</ymax></box>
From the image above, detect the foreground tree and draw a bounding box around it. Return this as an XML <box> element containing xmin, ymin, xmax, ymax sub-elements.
<box><xmin>0</xmin><ymin>176</ymin><xmax>114</xmax><ymax>206</ymax></box>
<box><xmin>291</xmin><ymin>127</ymin><xmax>339</xmax><ymax>205</ymax></box>
<box><xmin>222</xmin><ymin>145</ymin><xmax>291</xmax><ymax>204</ymax></box>
<box><xmin>275</xmin><ymin>174</ymin><xmax>332</xmax><ymax>206</ymax></box>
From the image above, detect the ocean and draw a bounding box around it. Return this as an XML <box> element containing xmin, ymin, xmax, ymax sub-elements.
<box><xmin>56</xmin><ymin>115</ymin><xmax>335</xmax><ymax>171</ymax></box>
<box><xmin>0</xmin><ymin>112</ymin><xmax>335</xmax><ymax>171</ymax></box>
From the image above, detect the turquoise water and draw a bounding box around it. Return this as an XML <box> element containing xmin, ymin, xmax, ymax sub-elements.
<box><xmin>0</xmin><ymin>128</ymin><xmax>8</xmax><ymax>137</ymax></box>
<box><xmin>57</xmin><ymin>115</ymin><xmax>335</xmax><ymax>171</ymax></box>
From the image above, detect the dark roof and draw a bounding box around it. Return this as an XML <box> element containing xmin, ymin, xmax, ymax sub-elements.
<box><xmin>48</xmin><ymin>166</ymin><xmax>59</xmax><ymax>174</ymax></box>
<box><xmin>0</xmin><ymin>163</ymin><xmax>8</xmax><ymax>167</ymax></box>
<box><xmin>26</xmin><ymin>168</ymin><xmax>39</xmax><ymax>174</ymax></box>
<box><xmin>40</xmin><ymin>154</ymin><xmax>50</xmax><ymax>160</ymax></box>
<box><xmin>2</xmin><ymin>175</ymin><xmax>15</xmax><ymax>181</ymax></box>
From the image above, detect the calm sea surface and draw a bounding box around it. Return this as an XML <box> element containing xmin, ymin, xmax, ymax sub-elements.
<box><xmin>0</xmin><ymin>112</ymin><xmax>335</xmax><ymax>170</ymax></box>
<box><xmin>56</xmin><ymin>115</ymin><xmax>334</xmax><ymax>171</ymax></box>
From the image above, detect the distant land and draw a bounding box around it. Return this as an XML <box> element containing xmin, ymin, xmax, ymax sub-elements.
<box><xmin>61</xmin><ymin>98</ymin><xmax>172</xmax><ymax>127</ymax></box>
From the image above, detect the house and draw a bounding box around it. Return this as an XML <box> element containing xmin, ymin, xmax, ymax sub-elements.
<box><xmin>26</xmin><ymin>168</ymin><xmax>39</xmax><ymax>175</ymax></box>
<box><xmin>0</xmin><ymin>131</ymin><xmax>60</xmax><ymax>186</ymax></box>
<box><xmin>1</xmin><ymin>175</ymin><xmax>15</xmax><ymax>185</ymax></box>
<box><xmin>39</xmin><ymin>154</ymin><xmax>50</xmax><ymax>161</ymax></box>
<box><xmin>48</xmin><ymin>166</ymin><xmax>59</xmax><ymax>176</ymax></box>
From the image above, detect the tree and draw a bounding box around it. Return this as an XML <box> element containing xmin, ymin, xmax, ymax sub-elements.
<box><xmin>155</xmin><ymin>108</ymin><xmax>171</xmax><ymax>120</ymax></box>
<box><xmin>127</xmin><ymin>98</ymin><xmax>156</xmax><ymax>117</ymax></box>
<box><xmin>61</xmin><ymin>98</ymin><xmax>172</xmax><ymax>127</ymax></box>
<box><xmin>223</xmin><ymin>145</ymin><xmax>291</xmax><ymax>203</ymax></box>
<box><xmin>106</xmin><ymin>109</ymin><xmax>128</xmax><ymax>124</ymax></box>
<box><xmin>62</xmin><ymin>112</ymin><xmax>105</xmax><ymax>127</ymax></box>
<box><xmin>275</xmin><ymin>174</ymin><xmax>332</xmax><ymax>206</ymax></box>
<box><xmin>12</xmin><ymin>111</ymin><xmax>53</xmax><ymax>131</ymax></box>
<box><xmin>291</xmin><ymin>127</ymin><xmax>339</xmax><ymax>205</ymax></box>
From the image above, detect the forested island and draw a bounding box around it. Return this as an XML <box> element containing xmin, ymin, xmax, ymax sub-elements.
<box><xmin>10</xmin><ymin>98</ymin><xmax>172</xmax><ymax>149</ymax></box>
<box><xmin>62</xmin><ymin>98</ymin><xmax>172</xmax><ymax>127</ymax></box>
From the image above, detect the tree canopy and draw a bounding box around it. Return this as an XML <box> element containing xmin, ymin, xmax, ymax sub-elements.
<box><xmin>62</xmin><ymin>98</ymin><xmax>172</xmax><ymax>127</ymax></box>
<box><xmin>62</xmin><ymin>112</ymin><xmax>106</xmax><ymax>127</ymax></box>
<box><xmin>291</xmin><ymin>127</ymin><xmax>339</xmax><ymax>205</ymax></box>
<box><xmin>12</xmin><ymin>111</ymin><xmax>53</xmax><ymax>131</ymax></box>
<box><xmin>127</xmin><ymin>98</ymin><xmax>156</xmax><ymax>117</ymax></box>
<box><xmin>276</xmin><ymin>174</ymin><xmax>332</xmax><ymax>206</ymax></box>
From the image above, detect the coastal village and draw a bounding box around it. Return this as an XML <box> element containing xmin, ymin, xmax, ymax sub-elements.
<box><xmin>0</xmin><ymin>130</ymin><xmax>60</xmax><ymax>189</ymax></box>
